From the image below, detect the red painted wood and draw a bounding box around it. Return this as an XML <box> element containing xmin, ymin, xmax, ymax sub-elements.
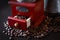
<box><xmin>8</xmin><ymin>16</ymin><xmax>27</xmax><ymax>30</ymax></box>
<box><xmin>8</xmin><ymin>0</ymin><xmax>45</xmax><ymax>30</ymax></box>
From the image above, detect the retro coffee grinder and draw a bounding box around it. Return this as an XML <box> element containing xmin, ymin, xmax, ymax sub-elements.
<box><xmin>7</xmin><ymin>0</ymin><xmax>44</xmax><ymax>30</ymax></box>
<box><xmin>3</xmin><ymin>0</ymin><xmax>60</xmax><ymax>40</ymax></box>
<box><xmin>3</xmin><ymin>0</ymin><xmax>46</xmax><ymax>39</ymax></box>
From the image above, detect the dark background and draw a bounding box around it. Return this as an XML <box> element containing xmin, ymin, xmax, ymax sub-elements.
<box><xmin>0</xmin><ymin>0</ymin><xmax>60</xmax><ymax>40</ymax></box>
